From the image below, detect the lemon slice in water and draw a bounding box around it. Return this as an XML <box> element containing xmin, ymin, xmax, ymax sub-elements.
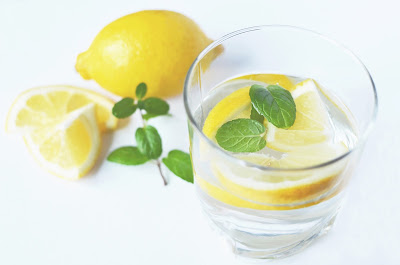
<box><xmin>266</xmin><ymin>79</ymin><xmax>332</xmax><ymax>152</ymax></box>
<box><xmin>200</xmin><ymin>76</ymin><xmax>347</xmax><ymax>209</ymax></box>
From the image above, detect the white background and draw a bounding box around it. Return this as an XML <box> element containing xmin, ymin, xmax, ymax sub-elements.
<box><xmin>0</xmin><ymin>0</ymin><xmax>399</xmax><ymax>264</ymax></box>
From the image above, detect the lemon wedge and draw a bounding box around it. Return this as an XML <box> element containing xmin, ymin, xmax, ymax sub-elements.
<box><xmin>266</xmin><ymin>79</ymin><xmax>332</xmax><ymax>151</ymax></box>
<box><xmin>6</xmin><ymin>85</ymin><xmax>117</xmax><ymax>179</ymax></box>
<box><xmin>24</xmin><ymin>104</ymin><xmax>100</xmax><ymax>179</ymax></box>
<box><xmin>6</xmin><ymin>85</ymin><xmax>117</xmax><ymax>133</ymax></box>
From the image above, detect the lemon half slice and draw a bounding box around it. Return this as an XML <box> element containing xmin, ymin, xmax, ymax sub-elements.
<box><xmin>6</xmin><ymin>85</ymin><xmax>117</xmax><ymax>133</ymax></box>
<box><xmin>24</xmin><ymin>104</ymin><xmax>100</xmax><ymax>179</ymax></box>
<box><xmin>6</xmin><ymin>85</ymin><xmax>117</xmax><ymax>179</ymax></box>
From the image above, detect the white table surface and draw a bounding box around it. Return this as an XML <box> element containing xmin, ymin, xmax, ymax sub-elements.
<box><xmin>1</xmin><ymin>0</ymin><xmax>399</xmax><ymax>264</ymax></box>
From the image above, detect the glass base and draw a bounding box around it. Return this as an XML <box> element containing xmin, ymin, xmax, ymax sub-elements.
<box><xmin>197</xmin><ymin>187</ymin><xmax>343</xmax><ymax>260</ymax></box>
<box><xmin>230</xmin><ymin>214</ymin><xmax>337</xmax><ymax>260</ymax></box>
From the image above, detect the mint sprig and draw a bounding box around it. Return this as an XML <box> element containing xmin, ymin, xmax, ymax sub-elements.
<box><xmin>135</xmin><ymin>126</ymin><xmax>162</xmax><ymax>159</ymax></box>
<box><xmin>250</xmin><ymin>84</ymin><xmax>296</xmax><ymax>129</ymax></box>
<box><xmin>141</xmin><ymin>97</ymin><xmax>169</xmax><ymax>115</ymax></box>
<box><xmin>135</xmin><ymin>82</ymin><xmax>147</xmax><ymax>99</ymax></box>
<box><xmin>216</xmin><ymin>119</ymin><xmax>266</xmax><ymax>152</ymax></box>
<box><xmin>162</xmin><ymin>150</ymin><xmax>194</xmax><ymax>183</ymax></box>
<box><xmin>107</xmin><ymin>83</ymin><xmax>193</xmax><ymax>185</ymax></box>
<box><xmin>112</xmin><ymin>98</ymin><xmax>137</xmax><ymax>118</ymax></box>
<box><xmin>107</xmin><ymin>146</ymin><xmax>149</xmax><ymax>165</ymax></box>
<box><xmin>250</xmin><ymin>105</ymin><xmax>264</xmax><ymax>124</ymax></box>
<box><xmin>142</xmin><ymin>113</ymin><xmax>171</xmax><ymax>121</ymax></box>
<box><xmin>215</xmin><ymin>84</ymin><xmax>296</xmax><ymax>153</ymax></box>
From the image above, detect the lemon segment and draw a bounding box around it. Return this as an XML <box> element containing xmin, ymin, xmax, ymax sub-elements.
<box><xmin>266</xmin><ymin>79</ymin><xmax>331</xmax><ymax>151</ymax></box>
<box><xmin>6</xmin><ymin>85</ymin><xmax>117</xmax><ymax>179</ymax></box>
<box><xmin>24</xmin><ymin>104</ymin><xmax>101</xmax><ymax>180</ymax></box>
<box><xmin>6</xmin><ymin>85</ymin><xmax>117</xmax><ymax>133</ymax></box>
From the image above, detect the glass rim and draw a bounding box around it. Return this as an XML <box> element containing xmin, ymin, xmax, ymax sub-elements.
<box><xmin>183</xmin><ymin>25</ymin><xmax>378</xmax><ymax>172</ymax></box>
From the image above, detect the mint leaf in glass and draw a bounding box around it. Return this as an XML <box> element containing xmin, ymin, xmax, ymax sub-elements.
<box><xmin>112</xmin><ymin>97</ymin><xmax>137</xmax><ymax>118</ymax></box>
<box><xmin>142</xmin><ymin>97</ymin><xmax>169</xmax><ymax>115</ymax></box>
<box><xmin>215</xmin><ymin>118</ymin><xmax>266</xmax><ymax>152</ymax></box>
<box><xmin>107</xmin><ymin>146</ymin><xmax>149</xmax><ymax>165</ymax></box>
<box><xmin>162</xmin><ymin>150</ymin><xmax>194</xmax><ymax>183</ymax></box>
<box><xmin>250</xmin><ymin>105</ymin><xmax>264</xmax><ymax>124</ymax></box>
<box><xmin>249</xmin><ymin>84</ymin><xmax>296</xmax><ymax>129</ymax></box>
<box><xmin>135</xmin><ymin>125</ymin><xmax>162</xmax><ymax>159</ymax></box>
<box><xmin>136</xmin><ymin>82</ymin><xmax>147</xmax><ymax>99</ymax></box>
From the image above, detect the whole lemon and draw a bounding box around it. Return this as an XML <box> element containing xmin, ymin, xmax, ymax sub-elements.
<box><xmin>76</xmin><ymin>10</ymin><xmax>212</xmax><ymax>98</ymax></box>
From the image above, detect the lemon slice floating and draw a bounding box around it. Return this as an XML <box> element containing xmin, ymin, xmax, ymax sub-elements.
<box><xmin>200</xmin><ymin>75</ymin><xmax>348</xmax><ymax>209</ymax></box>
<box><xmin>202</xmin><ymin>74</ymin><xmax>294</xmax><ymax>139</ymax></box>
<box><xmin>236</xmin><ymin>143</ymin><xmax>346</xmax><ymax>169</ymax></box>
<box><xmin>266</xmin><ymin>79</ymin><xmax>332</xmax><ymax>152</ymax></box>
<box><xmin>6</xmin><ymin>85</ymin><xmax>118</xmax><ymax>179</ymax></box>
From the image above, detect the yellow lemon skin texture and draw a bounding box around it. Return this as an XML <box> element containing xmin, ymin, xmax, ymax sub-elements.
<box><xmin>76</xmin><ymin>10</ymin><xmax>212</xmax><ymax>98</ymax></box>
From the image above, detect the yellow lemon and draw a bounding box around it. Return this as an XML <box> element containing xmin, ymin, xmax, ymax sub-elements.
<box><xmin>76</xmin><ymin>10</ymin><xmax>212</xmax><ymax>98</ymax></box>
<box><xmin>6</xmin><ymin>86</ymin><xmax>117</xmax><ymax>179</ymax></box>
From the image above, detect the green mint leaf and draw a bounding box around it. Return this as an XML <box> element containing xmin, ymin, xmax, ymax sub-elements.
<box><xmin>107</xmin><ymin>146</ymin><xmax>149</xmax><ymax>165</ymax></box>
<box><xmin>142</xmin><ymin>97</ymin><xmax>169</xmax><ymax>115</ymax></box>
<box><xmin>136</xmin><ymin>83</ymin><xmax>147</xmax><ymax>99</ymax></box>
<box><xmin>250</xmin><ymin>105</ymin><xmax>264</xmax><ymax>124</ymax></box>
<box><xmin>162</xmin><ymin>150</ymin><xmax>194</xmax><ymax>183</ymax></box>
<box><xmin>135</xmin><ymin>126</ymin><xmax>162</xmax><ymax>159</ymax></box>
<box><xmin>142</xmin><ymin>113</ymin><xmax>172</xmax><ymax>121</ymax></box>
<box><xmin>249</xmin><ymin>84</ymin><xmax>296</xmax><ymax>129</ymax></box>
<box><xmin>112</xmin><ymin>97</ymin><xmax>137</xmax><ymax>118</ymax></box>
<box><xmin>215</xmin><ymin>118</ymin><xmax>266</xmax><ymax>153</ymax></box>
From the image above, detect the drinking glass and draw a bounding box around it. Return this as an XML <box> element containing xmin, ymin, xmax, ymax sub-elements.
<box><xmin>183</xmin><ymin>25</ymin><xmax>378</xmax><ymax>259</ymax></box>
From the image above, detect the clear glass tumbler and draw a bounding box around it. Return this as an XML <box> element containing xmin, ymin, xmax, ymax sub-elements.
<box><xmin>184</xmin><ymin>26</ymin><xmax>378</xmax><ymax>259</ymax></box>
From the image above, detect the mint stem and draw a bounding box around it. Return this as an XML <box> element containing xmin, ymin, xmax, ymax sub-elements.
<box><xmin>156</xmin><ymin>160</ymin><xmax>167</xmax><ymax>186</ymax></box>
<box><xmin>137</xmin><ymin>106</ymin><xmax>167</xmax><ymax>185</ymax></box>
<box><xmin>138</xmin><ymin>109</ymin><xmax>147</xmax><ymax>127</ymax></box>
